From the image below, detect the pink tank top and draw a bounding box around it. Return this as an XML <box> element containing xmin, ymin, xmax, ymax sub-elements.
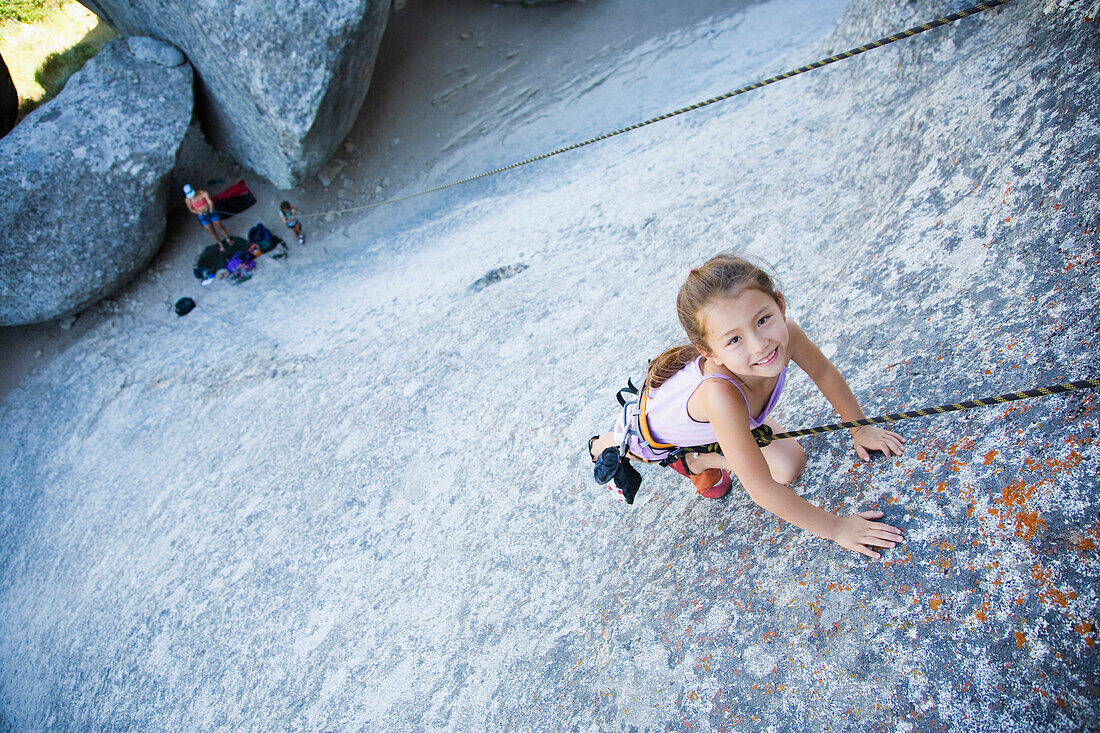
<box><xmin>644</xmin><ymin>356</ymin><xmax>787</xmax><ymax>447</ymax></box>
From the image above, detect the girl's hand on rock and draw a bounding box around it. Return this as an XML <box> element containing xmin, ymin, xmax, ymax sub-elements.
<box><xmin>852</xmin><ymin>425</ymin><xmax>905</xmax><ymax>461</ymax></box>
<box><xmin>833</xmin><ymin>511</ymin><xmax>902</xmax><ymax>559</ymax></box>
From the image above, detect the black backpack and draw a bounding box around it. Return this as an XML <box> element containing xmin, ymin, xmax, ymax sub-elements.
<box><xmin>174</xmin><ymin>297</ymin><xmax>196</xmax><ymax>316</ymax></box>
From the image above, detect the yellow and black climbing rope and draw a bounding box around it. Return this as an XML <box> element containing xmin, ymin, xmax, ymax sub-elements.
<box><xmin>304</xmin><ymin>0</ymin><xmax>1013</xmax><ymax>220</ymax></box>
<box><xmin>705</xmin><ymin>378</ymin><xmax>1099</xmax><ymax>450</ymax></box>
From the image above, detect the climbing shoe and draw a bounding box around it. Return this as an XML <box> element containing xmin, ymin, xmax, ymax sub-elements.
<box><xmin>668</xmin><ymin>456</ymin><xmax>730</xmax><ymax>499</ymax></box>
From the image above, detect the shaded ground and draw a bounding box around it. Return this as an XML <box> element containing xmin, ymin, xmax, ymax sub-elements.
<box><xmin>1</xmin><ymin>0</ymin><xmax>1097</xmax><ymax>730</ymax></box>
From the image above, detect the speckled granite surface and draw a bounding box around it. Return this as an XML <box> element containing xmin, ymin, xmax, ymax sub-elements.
<box><xmin>0</xmin><ymin>0</ymin><xmax>1096</xmax><ymax>730</ymax></box>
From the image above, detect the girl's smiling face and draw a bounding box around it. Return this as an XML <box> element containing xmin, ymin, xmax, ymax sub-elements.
<box><xmin>698</xmin><ymin>288</ymin><xmax>789</xmax><ymax>379</ymax></box>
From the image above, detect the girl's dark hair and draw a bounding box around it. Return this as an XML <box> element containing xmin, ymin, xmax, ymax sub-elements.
<box><xmin>279</xmin><ymin>201</ymin><xmax>291</xmax><ymax>210</ymax></box>
<box><xmin>645</xmin><ymin>254</ymin><xmax>781</xmax><ymax>390</ymax></box>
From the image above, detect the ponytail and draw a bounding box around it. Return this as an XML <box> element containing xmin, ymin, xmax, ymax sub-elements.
<box><xmin>645</xmin><ymin>344</ymin><xmax>699</xmax><ymax>391</ymax></box>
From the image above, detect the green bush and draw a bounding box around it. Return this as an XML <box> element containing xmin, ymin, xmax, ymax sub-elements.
<box><xmin>0</xmin><ymin>0</ymin><xmax>66</xmax><ymax>25</ymax></box>
<box><xmin>17</xmin><ymin>40</ymin><xmax>96</xmax><ymax>115</ymax></box>
<box><xmin>35</xmin><ymin>41</ymin><xmax>95</xmax><ymax>90</ymax></box>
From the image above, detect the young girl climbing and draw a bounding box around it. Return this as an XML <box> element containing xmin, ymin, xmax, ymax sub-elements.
<box><xmin>588</xmin><ymin>254</ymin><xmax>906</xmax><ymax>559</ymax></box>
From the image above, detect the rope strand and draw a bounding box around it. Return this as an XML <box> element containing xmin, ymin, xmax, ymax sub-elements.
<box><xmin>302</xmin><ymin>0</ymin><xmax>1013</xmax><ymax>220</ymax></box>
<box><xmin>752</xmin><ymin>378</ymin><xmax>1100</xmax><ymax>448</ymax></box>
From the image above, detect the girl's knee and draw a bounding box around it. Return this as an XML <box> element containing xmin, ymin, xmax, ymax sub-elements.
<box><xmin>777</xmin><ymin>456</ymin><xmax>806</xmax><ymax>485</ymax></box>
<box><xmin>768</xmin><ymin>441</ymin><xmax>806</xmax><ymax>485</ymax></box>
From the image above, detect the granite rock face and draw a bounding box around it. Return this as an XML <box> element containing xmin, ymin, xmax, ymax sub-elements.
<box><xmin>0</xmin><ymin>53</ymin><xmax>17</xmax><ymax>138</ymax></box>
<box><xmin>0</xmin><ymin>37</ymin><xmax>192</xmax><ymax>326</ymax></box>
<box><xmin>125</xmin><ymin>35</ymin><xmax>185</xmax><ymax>67</ymax></box>
<box><xmin>0</xmin><ymin>1</ymin><xmax>1097</xmax><ymax>731</ymax></box>
<box><xmin>79</xmin><ymin>0</ymin><xmax>391</xmax><ymax>189</ymax></box>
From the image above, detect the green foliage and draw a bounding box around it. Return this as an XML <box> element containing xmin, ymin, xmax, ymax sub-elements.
<box><xmin>18</xmin><ymin>40</ymin><xmax>95</xmax><ymax>114</ymax></box>
<box><xmin>35</xmin><ymin>40</ymin><xmax>95</xmax><ymax>90</ymax></box>
<box><xmin>0</xmin><ymin>0</ymin><xmax>66</xmax><ymax>25</ymax></box>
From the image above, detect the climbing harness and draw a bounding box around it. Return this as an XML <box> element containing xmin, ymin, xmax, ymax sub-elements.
<box><xmin>615</xmin><ymin>378</ymin><xmax>681</xmax><ymax>463</ymax></box>
<box><xmin>304</xmin><ymin>0</ymin><xmax>1013</xmax><ymax>221</ymax></box>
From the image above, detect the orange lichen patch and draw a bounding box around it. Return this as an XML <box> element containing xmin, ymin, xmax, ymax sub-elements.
<box><xmin>975</xmin><ymin>601</ymin><xmax>991</xmax><ymax>623</ymax></box>
<box><xmin>983</xmin><ymin>450</ymin><xmax>999</xmax><ymax>465</ymax></box>
<box><xmin>1031</xmin><ymin>563</ymin><xmax>1079</xmax><ymax>609</ymax></box>
<box><xmin>1032</xmin><ymin>565</ymin><xmax>1052</xmax><ymax>585</ymax></box>
<box><xmin>1001</xmin><ymin>478</ymin><xmax>1036</xmax><ymax>508</ymax></box>
<box><xmin>1064</xmin><ymin>435</ymin><xmax>1091</xmax><ymax>449</ymax></box>
<box><xmin>1015</xmin><ymin>631</ymin><xmax>1026</xmax><ymax>649</ymax></box>
<box><xmin>1074</xmin><ymin>523</ymin><xmax>1100</xmax><ymax>554</ymax></box>
<box><xmin>1044</xmin><ymin>450</ymin><xmax>1083</xmax><ymax>473</ymax></box>
<box><xmin>946</xmin><ymin>437</ymin><xmax>975</xmax><ymax>456</ymax></box>
<box><xmin>1074</xmin><ymin>622</ymin><xmax>1095</xmax><ymax>636</ymax></box>
<box><xmin>930</xmin><ymin>595</ymin><xmax>943</xmax><ymax>611</ymax></box>
<box><xmin>1014</xmin><ymin>511</ymin><xmax>1046</xmax><ymax>540</ymax></box>
<box><xmin>1039</xmin><ymin>587</ymin><xmax>1078</xmax><ymax>608</ymax></box>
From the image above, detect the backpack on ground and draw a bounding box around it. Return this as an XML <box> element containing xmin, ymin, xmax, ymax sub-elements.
<box><xmin>248</xmin><ymin>223</ymin><xmax>284</xmax><ymax>254</ymax></box>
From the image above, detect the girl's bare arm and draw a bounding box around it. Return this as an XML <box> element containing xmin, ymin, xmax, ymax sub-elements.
<box><xmin>786</xmin><ymin>321</ymin><xmax>904</xmax><ymax>459</ymax></box>
<box><xmin>696</xmin><ymin>381</ymin><xmax>901</xmax><ymax>557</ymax></box>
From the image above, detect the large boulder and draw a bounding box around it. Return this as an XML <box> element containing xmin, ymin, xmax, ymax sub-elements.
<box><xmin>0</xmin><ymin>37</ymin><xmax>192</xmax><ymax>326</ymax></box>
<box><xmin>0</xmin><ymin>52</ymin><xmax>17</xmax><ymax>138</ymax></box>
<box><xmin>78</xmin><ymin>0</ymin><xmax>391</xmax><ymax>189</ymax></box>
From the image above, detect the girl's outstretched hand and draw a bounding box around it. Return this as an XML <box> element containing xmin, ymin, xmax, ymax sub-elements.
<box><xmin>852</xmin><ymin>425</ymin><xmax>905</xmax><ymax>461</ymax></box>
<box><xmin>832</xmin><ymin>510</ymin><xmax>903</xmax><ymax>559</ymax></box>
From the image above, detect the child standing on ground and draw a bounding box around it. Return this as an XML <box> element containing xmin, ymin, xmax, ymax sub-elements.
<box><xmin>589</xmin><ymin>254</ymin><xmax>905</xmax><ymax>558</ymax></box>
<box><xmin>279</xmin><ymin>201</ymin><xmax>304</xmax><ymax>245</ymax></box>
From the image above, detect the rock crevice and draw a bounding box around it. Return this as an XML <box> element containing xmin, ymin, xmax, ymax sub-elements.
<box><xmin>79</xmin><ymin>0</ymin><xmax>391</xmax><ymax>188</ymax></box>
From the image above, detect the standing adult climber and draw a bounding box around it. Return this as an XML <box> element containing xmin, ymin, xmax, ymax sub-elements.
<box><xmin>184</xmin><ymin>184</ymin><xmax>231</xmax><ymax>252</ymax></box>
